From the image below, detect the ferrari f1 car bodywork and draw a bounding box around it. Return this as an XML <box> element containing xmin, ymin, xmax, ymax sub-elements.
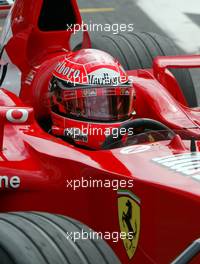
<box><xmin>0</xmin><ymin>0</ymin><xmax>200</xmax><ymax>264</ymax></box>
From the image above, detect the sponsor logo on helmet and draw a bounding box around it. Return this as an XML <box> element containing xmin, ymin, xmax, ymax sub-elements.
<box><xmin>88</xmin><ymin>73</ymin><xmax>121</xmax><ymax>85</ymax></box>
<box><xmin>54</xmin><ymin>61</ymin><xmax>128</xmax><ymax>86</ymax></box>
<box><xmin>88</xmin><ymin>68</ymin><xmax>127</xmax><ymax>86</ymax></box>
<box><xmin>55</xmin><ymin>61</ymin><xmax>81</xmax><ymax>79</ymax></box>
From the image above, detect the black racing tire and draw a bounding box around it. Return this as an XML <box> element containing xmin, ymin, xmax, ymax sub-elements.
<box><xmin>75</xmin><ymin>32</ymin><xmax>197</xmax><ymax>107</ymax></box>
<box><xmin>0</xmin><ymin>212</ymin><xmax>120</xmax><ymax>264</ymax></box>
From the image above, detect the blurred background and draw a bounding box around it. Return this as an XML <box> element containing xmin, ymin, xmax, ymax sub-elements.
<box><xmin>77</xmin><ymin>0</ymin><xmax>200</xmax><ymax>54</ymax></box>
<box><xmin>1</xmin><ymin>0</ymin><xmax>200</xmax><ymax>103</ymax></box>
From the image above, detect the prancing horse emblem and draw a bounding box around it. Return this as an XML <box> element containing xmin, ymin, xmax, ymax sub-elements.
<box><xmin>122</xmin><ymin>199</ymin><xmax>137</xmax><ymax>249</ymax></box>
<box><xmin>118</xmin><ymin>190</ymin><xmax>140</xmax><ymax>260</ymax></box>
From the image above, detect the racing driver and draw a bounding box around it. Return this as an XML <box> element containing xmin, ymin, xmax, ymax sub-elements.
<box><xmin>49</xmin><ymin>49</ymin><xmax>136</xmax><ymax>149</ymax></box>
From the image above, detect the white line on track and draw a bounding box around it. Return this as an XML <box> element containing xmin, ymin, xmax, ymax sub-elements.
<box><xmin>136</xmin><ymin>0</ymin><xmax>200</xmax><ymax>53</ymax></box>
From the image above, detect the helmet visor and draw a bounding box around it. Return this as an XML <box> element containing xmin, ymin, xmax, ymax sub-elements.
<box><xmin>50</xmin><ymin>81</ymin><xmax>135</xmax><ymax>122</ymax></box>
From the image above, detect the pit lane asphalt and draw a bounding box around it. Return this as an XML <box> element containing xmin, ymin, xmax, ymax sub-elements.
<box><xmin>74</xmin><ymin>0</ymin><xmax>166</xmax><ymax>47</ymax></box>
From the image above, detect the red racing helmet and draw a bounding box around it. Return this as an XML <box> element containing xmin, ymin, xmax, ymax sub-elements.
<box><xmin>49</xmin><ymin>49</ymin><xmax>136</xmax><ymax>149</ymax></box>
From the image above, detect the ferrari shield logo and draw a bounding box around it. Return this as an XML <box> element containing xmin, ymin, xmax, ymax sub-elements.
<box><xmin>117</xmin><ymin>189</ymin><xmax>140</xmax><ymax>260</ymax></box>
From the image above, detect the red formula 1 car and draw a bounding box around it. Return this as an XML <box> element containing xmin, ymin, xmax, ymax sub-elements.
<box><xmin>0</xmin><ymin>0</ymin><xmax>200</xmax><ymax>264</ymax></box>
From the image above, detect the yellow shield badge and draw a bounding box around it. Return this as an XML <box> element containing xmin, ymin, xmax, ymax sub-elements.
<box><xmin>117</xmin><ymin>189</ymin><xmax>140</xmax><ymax>260</ymax></box>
